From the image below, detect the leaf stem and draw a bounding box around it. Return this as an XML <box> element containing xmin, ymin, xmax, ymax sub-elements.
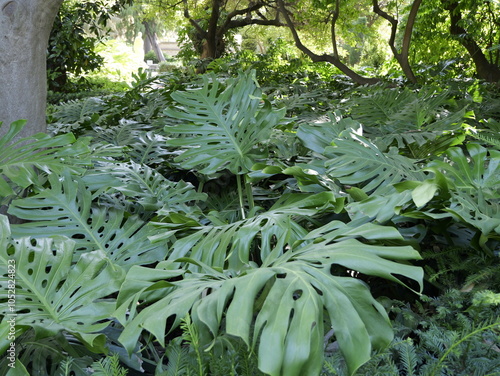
<box><xmin>245</xmin><ymin>175</ymin><xmax>255</xmax><ymax>212</ymax></box>
<box><xmin>236</xmin><ymin>173</ymin><xmax>246</xmax><ymax>219</ymax></box>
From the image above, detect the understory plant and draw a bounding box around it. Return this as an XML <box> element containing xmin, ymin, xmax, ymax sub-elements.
<box><xmin>1</xmin><ymin>69</ymin><xmax>499</xmax><ymax>375</ymax></box>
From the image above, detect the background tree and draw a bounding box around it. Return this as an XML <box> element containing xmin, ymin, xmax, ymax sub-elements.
<box><xmin>441</xmin><ymin>0</ymin><xmax>500</xmax><ymax>82</ymax></box>
<box><xmin>47</xmin><ymin>0</ymin><xmax>132</xmax><ymax>93</ymax></box>
<box><xmin>277</xmin><ymin>0</ymin><xmax>380</xmax><ymax>85</ymax></box>
<box><xmin>178</xmin><ymin>0</ymin><xmax>286</xmax><ymax>61</ymax></box>
<box><xmin>115</xmin><ymin>2</ymin><xmax>168</xmax><ymax>63</ymax></box>
<box><xmin>0</xmin><ymin>0</ymin><xmax>64</xmax><ymax>139</ymax></box>
<box><xmin>410</xmin><ymin>0</ymin><xmax>500</xmax><ymax>82</ymax></box>
<box><xmin>372</xmin><ymin>0</ymin><xmax>422</xmax><ymax>83</ymax></box>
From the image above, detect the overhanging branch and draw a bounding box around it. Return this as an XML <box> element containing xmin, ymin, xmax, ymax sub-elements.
<box><xmin>277</xmin><ymin>0</ymin><xmax>379</xmax><ymax>85</ymax></box>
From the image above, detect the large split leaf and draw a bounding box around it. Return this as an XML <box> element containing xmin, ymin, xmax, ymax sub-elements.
<box><xmin>164</xmin><ymin>71</ymin><xmax>286</xmax><ymax>174</ymax></box>
<box><xmin>428</xmin><ymin>144</ymin><xmax>500</xmax><ymax>240</ymax></box>
<box><xmin>0</xmin><ymin>215</ymin><xmax>124</xmax><ymax>353</ymax></box>
<box><xmin>8</xmin><ymin>172</ymin><xmax>166</xmax><ymax>268</ymax></box>
<box><xmin>348</xmin><ymin>86</ymin><xmax>451</xmax><ymax>129</ymax></box>
<box><xmin>116</xmin><ymin>234</ymin><xmax>422</xmax><ymax>376</ymax></box>
<box><xmin>324</xmin><ymin>134</ymin><xmax>425</xmax><ymax>195</ymax></box>
<box><xmin>297</xmin><ymin>111</ymin><xmax>362</xmax><ymax>154</ymax></box>
<box><xmin>0</xmin><ymin>120</ymin><xmax>91</xmax><ymax>198</ymax></box>
<box><xmin>98</xmin><ymin>161</ymin><xmax>206</xmax><ymax>214</ymax></box>
<box><xmin>152</xmin><ymin>192</ymin><xmax>343</xmax><ymax>270</ymax></box>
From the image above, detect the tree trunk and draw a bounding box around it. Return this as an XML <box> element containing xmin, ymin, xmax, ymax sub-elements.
<box><xmin>143</xmin><ymin>21</ymin><xmax>165</xmax><ymax>62</ymax></box>
<box><xmin>201</xmin><ymin>0</ymin><xmax>222</xmax><ymax>60</ymax></box>
<box><xmin>442</xmin><ymin>0</ymin><xmax>500</xmax><ymax>82</ymax></box>
<box><xmin>143</xmin><ymin>32</ymin><xmax>152</xmax><ymax>56</ymax></box>
<box><xmin>0</xmin><ymin>0</ymin><xmax>64</xmax><ymax>139</ymax></box>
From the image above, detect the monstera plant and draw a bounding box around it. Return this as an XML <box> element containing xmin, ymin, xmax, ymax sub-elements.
<box><xmin>111</xmin><ymin>71</ymin><xmax>424</xmax><ymax>376</ymax></box>
<box><xmin>0</xmin><ymin>72</ymin><xmax>428</xmax><ymax>376</ymax></box>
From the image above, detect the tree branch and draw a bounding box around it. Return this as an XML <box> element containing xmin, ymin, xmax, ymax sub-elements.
<box><xmin>219</xmin><ymin>1</ymin><xmax>275</xmax><ymax>33</ymax></box>
<box><xmin>442</xmin><ymin>0</ymin><xmax>500</xmax><ymax>82</ymax></box>
<box><xmin>372</xmin><ymin>0</ymin><xmax>418</xmax><ymax>83</ymax></box>
<box><xmin>331</xmin><ymin>0</ymin><xmax>340</xmax><ymax>58</ymax></box>
<box><xmin>225</xmin><ymin>17</ymin><xmax>286</xmax><ymax>31</ymax></box>
<box><xmin>372</xmin><ymin>0</ymin><xmax>398</xmax><ymax>57</ymax></box>
<box><xmin>182</xmin><ymin>0</ymin><xmax>206</xmax><ymax>36</ymax></box>
<box><xmin>277</xmin><ymin>0</ymin><xmax>379</xmax><ymax>85</ymax></box>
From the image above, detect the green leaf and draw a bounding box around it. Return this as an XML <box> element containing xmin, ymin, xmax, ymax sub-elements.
<box><xmin>153</xmin><ymin>192</ymin><xmax>341</xmax><ymax>270</ymax></box>
<box><xmin>117</xmin><ymin>223</ymin><xmax>422</xmax><ymax>376</ymax></box>
<box><xmin>0</xmin><ymin>216</ymin><xmax>124</xmax><ymax>352</ymax></box>
<box><xmin>0</xmin><ymin>121</ymin><xmax>92</xmax><ymax>198</ymax></box>
<box><xmin>293</xmin><ymin>239</ymin><xmax>423</xmax><ymax>292</ymax></box>
<box><xmin>347</xmin><ymin>191</ymin><xmax>414</xmax><ymax>223</ymax></box>
<box><xmin>325</xmin><ymin>134</ymin><xmax>425</xmax><ymax>195</ymax></box>
<box><xmin>5</xmin><ymin>359</ymin><xmax>29</xmax><ymax>376</ymax></box>
<box><xmin>297</xmin><ymin>111</ymin><xmax>362</xmax><ymax>154</ymax></box>
<box><xmin>99</xmin><ymin>161</ymin><xmax>206</xmax><ymax>213</ymax></box>
<box><xmin>426</xmin><ymin>144</ymin><xmax>500</xmax><ymax>237</ymax></box>
<box><xmin>412</xmin><ymin>180</ymin><xmax>439</xmax><ymax>208</ymax></box>
<box><xmin>8</xmin><ymin>172</ymin><xmax>166</xmax><ymax>268</ymax></box>
<box><xmin>164</xmin><ymin>71</ymin><xmax>286</xmax><ymax>174</ymax></box>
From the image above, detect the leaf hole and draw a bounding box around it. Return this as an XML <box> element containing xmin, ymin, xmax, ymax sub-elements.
<box><xmin>292</xmin><ymin>289</ymin><xmax>303</xmax><ymax>300</ymax></box>
<box><xmin>69</xmin><ymin>287</ymin><xmax>81</xmax><ymax>299</ymax></box>
<box><xmin>311</xmin><ymin>284</ymin><xmax>323</xmax><ymax>296</ymax></box>
<box><xmin>330</xmin><ymin>264</ymin><xmax>349</xmax><ymax>276</ymax></box>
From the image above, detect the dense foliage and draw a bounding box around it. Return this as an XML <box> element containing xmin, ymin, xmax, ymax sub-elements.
<box><xmin>47</xmin><ymin>0</ymin><xmax>132</xmax><ymax>93</ymax></box>
<box><xmin>1</xmin><ymin>55</ymin><xmax>499</xmax><ymax>376</ymax></box>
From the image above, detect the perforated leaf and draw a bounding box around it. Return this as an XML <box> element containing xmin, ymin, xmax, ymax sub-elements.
<box><xmin>429</xmin><ymin>144</ymin><xmax>500</xmax><ymax>235</ymax></box>
<box><xmin>297</xmin><ymin>111</ymin><xmax>362</xmax><ymax>154</ymax></box>
<box><xmin>99</xmin><ymin>161</ymin><xmax>206</xmax><ymax>214</ymax></box>
<box><xmin>152</xmin><ymin>192</ymin><xmax>342</xmax><ymax>270</ymax></box>
<box><xmin>117</xmin><ymin>236</ymin><xmax>422</xmax><ymax>376</ymax></box>
<box><xmin>348</xmin><ymin>86</ymin><xmax>449</xmax><ymax>129</ymax></box>
<box><xmin>8</xmin><ymin>172</ymin><xmax>165</xmax><ymax>268</ymax></box>
<box><xmin>0</xmin><ymin>215</ymin><xmax>124</xmax><ymax>352</ymax></box>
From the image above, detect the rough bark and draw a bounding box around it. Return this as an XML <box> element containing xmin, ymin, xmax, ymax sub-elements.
<box><xmin>442</xmin><ymin>0</ymin><xmax>500</xmax><ymax>82</ymax></box>
<box><xmin>277</xmin><ymin>0</ymin><xmax>379</xmax><ymax>85</ymax></box>
<box><xmin>0</xmin><ymin>0</ymin><xmax>64</xmax><ymax>139</ymax></box>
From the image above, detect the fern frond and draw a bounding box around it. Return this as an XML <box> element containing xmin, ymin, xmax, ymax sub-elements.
<box><xmin>91</xmin><ymin>354</ymin><xmax>128</xmax><ymax>376</ymax></box>
<box><xmin>164</xmin><ymin>342</ymin><xmax>191</xmax><ymax>376</ymax></box>
<box><xmin>180</xmin><ymin>315</ymin><xmax>205</xmax><ymax>376</ymax></box>
<box><xmin>469</xmin><ymin>131</ymin><xmax>500</xmax><ymax>149</ymax></box>
<box><xmin>57</xmin><ymin>357</ymin><xmax>74</xmax><ymax>376</ymax></box>
<box><xmin>395</xmin><ymin>339</ymin><xmax>419</xmax><ymax>376</ymax></box>
<box><xmin>434</xmin><ymin>320</ymin><xmax>500</xmax><ymax>374</ymax></box>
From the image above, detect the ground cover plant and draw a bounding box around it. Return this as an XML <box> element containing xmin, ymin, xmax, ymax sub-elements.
<box><xmin>0</xmin><ymin>62</ymin><xmax>499</xmax><ymax>376</ymax></box>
